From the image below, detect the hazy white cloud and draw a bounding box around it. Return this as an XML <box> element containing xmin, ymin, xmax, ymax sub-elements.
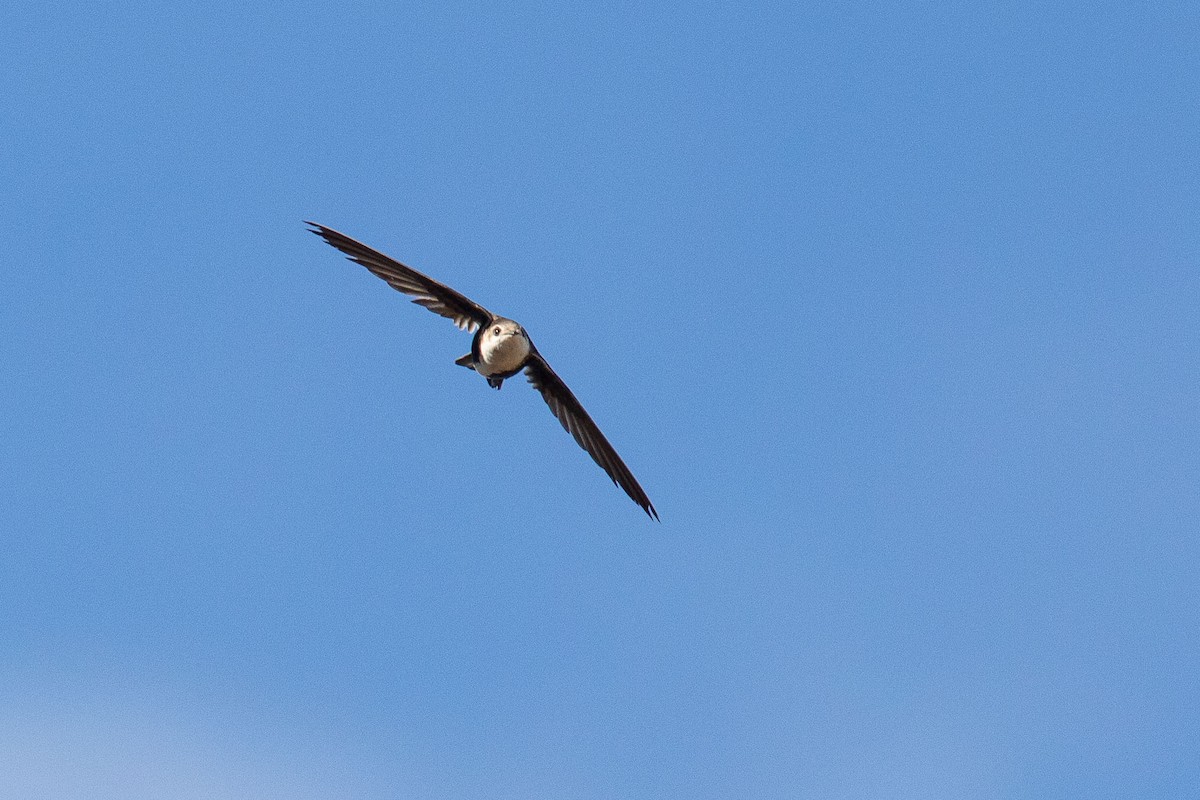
<box><xmin>0</xmin><ymin>688</ymin><xmax>403</xmax><ymax>800</ymax></box>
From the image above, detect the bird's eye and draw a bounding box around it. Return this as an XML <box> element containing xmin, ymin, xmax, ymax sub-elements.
<box><xmin>493</xmin><ymin>327</ymin><xmax>501</xmax><ymax>334</ymax></box>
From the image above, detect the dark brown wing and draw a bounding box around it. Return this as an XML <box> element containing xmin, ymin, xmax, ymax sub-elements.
<box><xmin>524</xmin><ymin>351</ymin><xmax>658</xmax><ymax>520</ymax></box>
<box><xmin>306</xmin><ymin>222</ymin><xmax>492</xmax><ymax>332</ymax></box>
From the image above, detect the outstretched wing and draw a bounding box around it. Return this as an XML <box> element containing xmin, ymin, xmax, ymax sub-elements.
<box><xmin>524</xmin><ymin>350</ymin><xmax>658</xmax><ymax>520</ymax></box>
<box><xmin>306</xmin><ymin>222</ymin><xmax>492</xmax><ymax>332</ymax></box>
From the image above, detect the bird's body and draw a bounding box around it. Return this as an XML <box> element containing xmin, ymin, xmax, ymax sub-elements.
<box><xmin>461</xmin><ymin>318</ymin><xmax>531</xmax><ymax>387</ymax></box>
<box><xmin>306</xmin><ymin>222</ymin><xmax>658</xmax><ymax>520</ymax></box>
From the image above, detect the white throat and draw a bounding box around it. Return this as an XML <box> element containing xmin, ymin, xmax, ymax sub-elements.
<box><xmin>479</xmin><ymin>328</ymin><xmax>530</xmax><ymax>374</ymax></box>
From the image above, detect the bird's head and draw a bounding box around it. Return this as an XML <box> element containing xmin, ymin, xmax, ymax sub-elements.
<box><xmin>485</xmin><ymin>318</ymin><xmax>526</xmax><ymax>342</ymax></box>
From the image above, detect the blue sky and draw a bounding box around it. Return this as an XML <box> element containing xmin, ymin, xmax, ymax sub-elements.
<box><xmin>2</xmin><ymin>2</ymin><xmax>1198</xmax><ymax>797</ymax></box>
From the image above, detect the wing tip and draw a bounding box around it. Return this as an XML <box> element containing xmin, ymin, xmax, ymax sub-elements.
<box><xmin>304</xmin><ymin>220</ymin><xmax>342</xmax><ymax>247</ymax></box>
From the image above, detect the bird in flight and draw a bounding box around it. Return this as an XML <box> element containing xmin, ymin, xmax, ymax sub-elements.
<box><xmin>306</xmin><ymin>222</ymin><xmax>658</xmax><ymax>520</ymax></box>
